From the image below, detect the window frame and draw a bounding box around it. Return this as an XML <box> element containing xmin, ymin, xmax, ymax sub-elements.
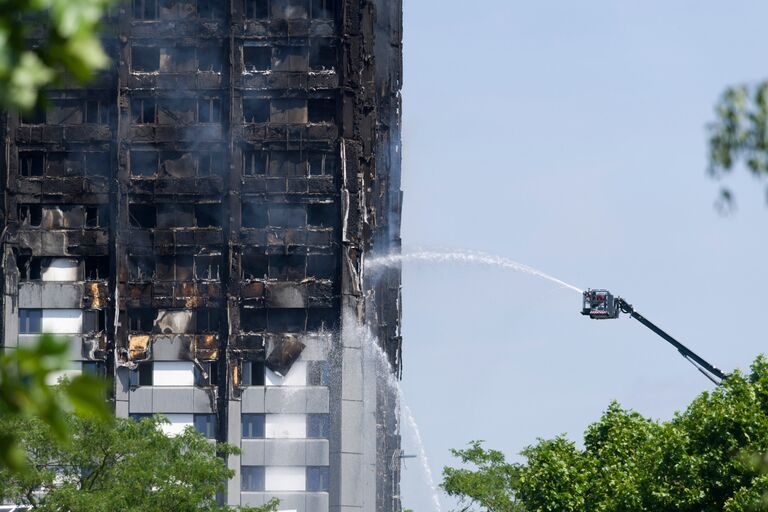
<box><xmin>241</xmin><ymin>465</ymin><xmax>265</xmax><ymax>491</ymax></box>
<box><xmin>193</xmin><ymin>414</ymin><xmax>218</xmax><ymax>439</ymax></box>
<box><xmin>241</xmin><ymin>413</ymin><xmax>266</xmax><ymax>439</ymax></box>
<box><xmin>19</xmin><ymin>308</ymin><xmax>43</xmax><ymax>334</ymax></box>
<box><xmin>306</xmin><ymin>466</ymin><xmax>330</xmax><ymax>492</ymax></box>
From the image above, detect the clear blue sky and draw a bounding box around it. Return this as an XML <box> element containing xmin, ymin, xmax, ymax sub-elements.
<box><xmin>399</xmin><ymin>1</ymin><xmax>768</xmax><ymax>509</ymax></box>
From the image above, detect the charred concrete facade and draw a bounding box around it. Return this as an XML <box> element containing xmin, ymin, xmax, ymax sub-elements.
<box><xmin>0</xmin><ymin>1</ymin><xmax>402</xmax><ymax>511</ymax></box>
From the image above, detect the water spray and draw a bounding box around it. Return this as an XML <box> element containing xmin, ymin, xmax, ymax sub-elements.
<box><xmin>368</xmin><ymin>250</ymin><xmax>583</xmax><ymax>294</ymax></box>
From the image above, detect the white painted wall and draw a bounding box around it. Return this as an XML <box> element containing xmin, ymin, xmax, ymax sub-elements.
<box><xmin>153</xmin><ymin>361</ymin><xmax>195</xmax><ymax>386</ymax></box>
<box><xmin>265</xmin><ymin>414</ymin><xmax>306</xmax><ymax>438</ymax></box>
<box><xmin>161</xmin><ymin>414</ymin><xmax>193</xmax><ymax>436</ymax></box>
<box><xmin>265</xmin><ymin>361</ymin><xmax>306</xmax><ymax>386</ymax></box>
<box><xmin>265</xmin><ymin>466</ymin><xmax>305</xmax><ymax>492</ymax></box>
<box><xmin>41</xmin><ymin>258</ymin><xmax>80</xmax><ymax>282</ymax></box>
<box><xmin>42</xmin><ymin>309</ymin><xmax>82</xmax><ymax>334</ymax></box>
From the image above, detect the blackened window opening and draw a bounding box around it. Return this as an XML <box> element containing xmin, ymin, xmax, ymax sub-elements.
<box><xmin>20</xmin><ymin>106</ymin><xmax>45</xmax><ymax>124</ymax></box>
<box><xmin>243</xmin><ymin>99</ymin><xmax>269</xmax><ymax>123</ymax></box>
<box><xmin>133</xmin><ymin>0</ymin><xmax>159</xmax><ymax>19</ymax></box>
<box><xmin>19</xmin><ymin>152</ymin><xmax>44</xmax><ymax>177</ymax></box>
<box><xmin>308</xmin><ymin>98</ymin><xmax>335</xmax><ymax>123</ymax></box>
<box><xmin>242</xmin><ymin>251</ymin><xmax>268</xmax><ymax>279</ymax></box>
<box><xmin>196</xmin><ymin>308</ymin><xmax>221</xmax><ymax>332</ymax></box>
<box><xmin>309</xmin><ymin>41</ymin><xmax>335</xmax><ymax>70</ymax></box>
<box><xmin>85</xmin><ymin>256</ymin><xmax>109</xmax><ymax>280</ymax></box>
<box><xmin>86</xmin><ymin>153</ymin><xmax>110</xmax><ymax>178</ymax></box>
<box><xmin>269</xmin><ymin>254</ymin><xmax>306</xmax><ymax>280</ymax></box>
<box><xmin>198</xmin><ymin>98</ymin><xmax>221</xmax><ymax>123</ymax></box>
<box><xmin>130</xmin><ymin>363</ymin><xmax>153</xmax><ymax>386</ymax></box>
<box><xmin>129</xmin><ymin>204</ymin><xmax>156</xmax><ymax>228</ymax></box>
<box><xmin>311</xmin><ymin>0</ymin><xmax>335</xmax><ymax>18</ymax></box>
<box><xmin>197</xmin><ymin>0</ymin><xmax>224</xmax><ymax>18</ymax></box>
<box><xmin>128</xmin><ymin>309</ymin><xmax>156</xmax><ymax>332</ymax></box>
<box><xmin>85</xmin><ymin>206</ymin><xmax>108</xmax><ymax>228</ymax></box>
<box><xmin>244</xmin><ymin>0</ymin><xmax>268</xmax><ymax>18</ymax></box>
<box><xmin>18</xmin><ymin>205</ymin><xmax>42</xmax><ymax>227</ymax></box>
<box><xmin>198</xmin><ymin>46</ymin><xmax>223</xmax><ymax>72</ymax></box>
<box><xmin>128</xmin><ymin>255</ymin><xmax>155</xmax><ymax>281</ymax></box>
<box><xmin>242</xmin><ymin>362</ymin><xmax>266</xmax><ymax>387</ymax></box>
<box><xmin>17</xmin><ymin>256</ymin><xmax>42</xmax><ymax>280</ymax></box>
<box><xmin>240</xmin><ymin>308</ymin><xmax>266</xmax><ymax>332</ymax></box>
<box><xmin>241</xmin><ymin>202</ymin><xmax>268</xmax><ymax>228</ymax></box>
<box><xmin>131</xmin><ymin>150</ymin><xmax>158</xmax><ymax>177</ymax></box>
<box><xmin>132</xmin><ymin>46</ymin><xmax>160</xmax><ymax>72</ymax></box>
<box><xmin>195</xmin><ymin>254</ymin><xmax>221</xmax><ymax>280</ymax></box>
<box><xmin>132</xmin><ymin>98</ymin><xmax>157</xmax><ymax>124</ymax></box>
<box><xmin>243</xmin><ymin>46</ymin><xmax>271</xmax><ymax>72</ymax></box>
<box><xmin>194</xmin><ymin>364</ymin><xmax>219</xmax><ymax>387</ymax></box>
<box><xmin>243</xmin><ymin>150</ymin><xmax>267</xmax><ymax>176</ymax></box>
<box><xmin>308</xmin><ymin>152</ymin><xmax>337</xmax><ymax>176</ymax></box>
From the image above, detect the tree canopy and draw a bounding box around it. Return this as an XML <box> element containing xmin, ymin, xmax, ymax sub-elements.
<box><xmin>0</xmin><ymin>335</ymin><xmax>110</xmax><ymax>470</ymax></box>
<box><xmin>0</xmin><ymin>414</ymin><xmax>277</xmax><ymax>512</ymax></box>
<box><xmin>0</xmin><ymin>0</ymin><xmax>112</xmax><ymax>110</ymax></box>
<box><xmin>708</xmin><ymin>81</ymin><xmax>768</xmax><ymax>209</ymax></box>
<box><xmin>443</xmin><ymin>355</ymin><xmax>768</xmax><ymax>512</ymax></box>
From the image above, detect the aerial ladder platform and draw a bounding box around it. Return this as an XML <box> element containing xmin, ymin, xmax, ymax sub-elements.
<box><xmin>581</xmin><ymin>289</ymin><xmax>727</xmax><ymax>384</ymax></box>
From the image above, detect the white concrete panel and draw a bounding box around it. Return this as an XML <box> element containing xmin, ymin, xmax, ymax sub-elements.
<box><xmin>265</xmin><ymin>466</ymin><xmax>305</xmax><ymax>492</ymax></box>
<box><xmin>161</xmin><ymin>413</ymin><xmax>193</xmax><ymax>436</ymax></box>
<box><xmin>266</xmin><ymin>361</ymin><xmax>307</xmax><ymax>386</ymax></box>
<box><xmin>42</xmin><ymin>258</ymin><xmax>79</xmax><ymax>282</ymax></box>
<box><xmin>42</xmin><ymin>309</ymin><xmax>82</xmax><ymax>334</ymax></box>
<box><xmin>265</xmin><ymin>414</ymin><xmax>306</xmax><ymax>439</ymax></box>
<box><xmin>153</xmin><ymin>361</ymin><xmax>195</xmax><ymax>386</ymax></box>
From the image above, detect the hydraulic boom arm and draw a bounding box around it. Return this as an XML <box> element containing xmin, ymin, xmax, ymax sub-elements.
<box><xmin>582</xmin><ymin>290</ymin><xmax>727</xmax><ymax>384</ymax></box>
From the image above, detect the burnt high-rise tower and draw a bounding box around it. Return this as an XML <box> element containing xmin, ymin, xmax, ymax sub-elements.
<box><xmin>0</xmin><ymin>1</ymin><xmax>403</xmax><ymax>510</ymax></box>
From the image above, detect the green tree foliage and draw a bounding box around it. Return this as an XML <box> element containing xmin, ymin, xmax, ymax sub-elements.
<box><xmin>0</xmin><ymin>335</ymin><xmax>110</xmax><ymax>470</ymax></box>
<box><xmin>709</xmin><ymin>82</ymin><xmax>768</xmax><ymax>208</ymax></box>
<box><xmin>443</xmin><ymin>355</ymin><xmax>768</xmax><ymax>512</ymax></box>
<box><xmin>0</xmin><ymin>0</ymin><xmax>112</xmax><ymax>110</ymax></box>
<box><xmin>442</xmin><ymin>441</ymin><xmax>524</xmax><ymax>512</ymax></box>
<box><xmin>0</xmin><ymin>414</ymin><xmax>279</xmax><ymax>512</ymax></box>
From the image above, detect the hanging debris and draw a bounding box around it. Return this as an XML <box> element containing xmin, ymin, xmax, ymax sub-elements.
<box><xmin>265</xmin><ymin>335</ymin><xmax>306</xmax><ymax>377</ymax></box>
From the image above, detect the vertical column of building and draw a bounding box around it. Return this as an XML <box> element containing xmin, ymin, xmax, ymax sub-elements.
<box><xmin>369</xmin><ymin>1</ymin><xmax>404</xmax><ymax>510</ymax></box>
<box><xmin>112</xmin><ymin>0</ymin><xmax>230</xmax><ymax>442</ymax></box>
<box><xmin>0</xmin><ymin>22</ymin><xmax>117</xmax><ymax>381</ymax></box>
<box><xmin>336</xmin><ymin>0</ymin><xmax>404</xmax><ymax>510</ymax></box>
<box><xmin>228</xmin><ymin>1</ymin><xmax>339</xmax><ymax>509</ymax></box>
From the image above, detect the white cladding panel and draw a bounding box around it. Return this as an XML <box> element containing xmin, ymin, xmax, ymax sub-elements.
<box><xmin>42</xmin><ymin>309</ymin><xmax>82</xmax><ymax>333</ymax></box>
<box><xmin>265</xmin><ymin>466</ymin><xmax>305</xmax><ymax>492</ymax></box>
<box><xmin>265</xmin><ymin>414</ymin><xmax>306</xmax><ymax>439</ymax></box>
<box><xmin>161</xmin><ymin>414</ymin><xmax>193</xmax><ymax>436</ymax></box>
<box><xmin>41</xmin><ymin>258</ymin><xmax>80</xmax><ymax>282</ymax></box>
<box><xmin>265</xmin><ymin>361</ymin><xmax>307</xmax><ymax>386</ymax></box>
<box><xmin>153</xmin><ymin>361</ymin><xmax>195</xmax><ymax>386</ymax></box>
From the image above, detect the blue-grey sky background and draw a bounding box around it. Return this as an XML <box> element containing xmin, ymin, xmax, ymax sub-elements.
<box><xmin>398</xmin><ymin>1</ymin><xmax>768</xmax><ymax>510</ymax></box>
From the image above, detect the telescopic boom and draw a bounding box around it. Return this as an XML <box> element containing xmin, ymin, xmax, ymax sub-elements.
<box><xmin>581</xmin><ymin>289</ymin><xmax>727</xmax><ymax>384</ymax></box>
